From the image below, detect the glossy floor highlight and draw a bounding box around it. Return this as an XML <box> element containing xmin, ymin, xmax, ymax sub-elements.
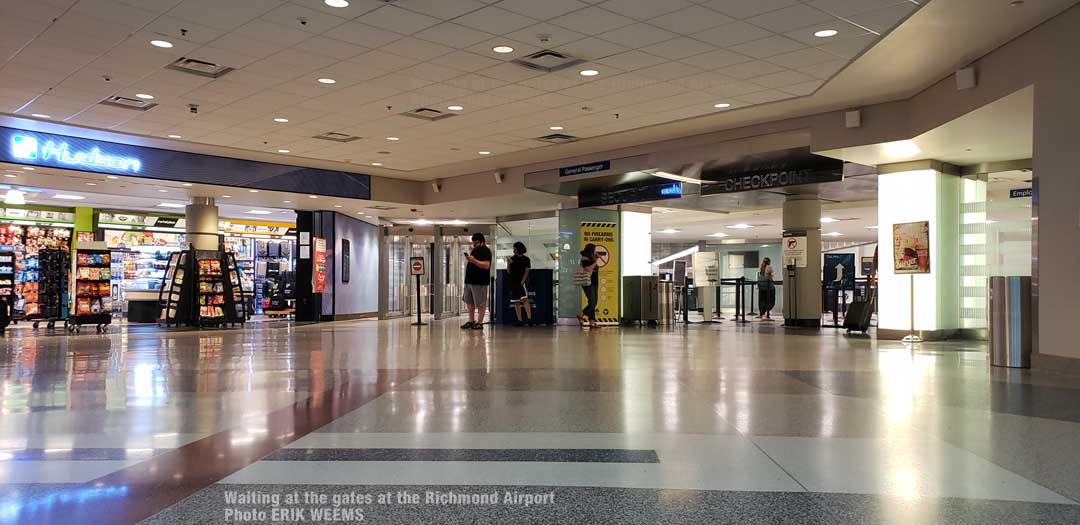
<box><xmin>1</xmin><ymin>318</ymin><xmax>1079</xmax><ymax>524</ymax></box>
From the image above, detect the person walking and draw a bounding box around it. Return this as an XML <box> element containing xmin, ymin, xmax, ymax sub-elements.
<box><xmin>462</xmin><ymin>233</ymin><xmax>491</xmax><ymax>330</ymax></box>
<box><xmin>577</xmin><ymin>243</ymin><xmax>600</xmax><ymax>329</ymax></box>
<box><xmin>507</xmin><ymin>241</ymin><xmax>532</xmax><ymax>326</ymax></box>
<box><xmin>757</xmin><ymin>257</ymin><xmax>776</xmax><ymax>321</ymax></box>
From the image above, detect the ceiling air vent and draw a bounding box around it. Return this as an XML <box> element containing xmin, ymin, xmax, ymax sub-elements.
<box><xmin>513</xmin><ymin>50</ymin><xmax>584</xmax><ymax>73</ymax></box>
<box><xmin>99</xmin><ymin>96</ymin><xmax>157</xmax><ymax>111</ymax></box>
<box><xmin>166</xmin><ymin>57</ymin><xmax>234</xmax><ymax>79</ymax></box>
<box><xmin>400</xmin><ymin>107</ymin><xmax>456</xmax><ymax>122</ymax></box>
<box><xmin>313</xmin><ymin>132</ymin><xmax>361</xmax><ymax>143</ymax></box>
<box><xmin>536</xmin><ymin>133</ymin><xmax>579</xmax><ymax>144</ymax></box>
<box><xmin>369</xmin><ymin>205</ymin><xmax>396</xmax><ymax>211</ymax></box>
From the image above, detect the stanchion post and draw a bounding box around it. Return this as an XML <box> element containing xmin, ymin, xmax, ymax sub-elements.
<box><xmin>412</xmin><ymin>273</ymin><xmax>426</xmax><ymax>326</ymax></box>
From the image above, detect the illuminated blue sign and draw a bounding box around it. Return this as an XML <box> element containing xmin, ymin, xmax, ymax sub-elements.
<box><xmin>659</xmin><ymin>182</ymin><xmax>682</xmax><ymax>197</ymax></box>
<box><xmin>11</xmin><ymin>134</ymin><xmax>141</xmax><ymax>172</ymax></box>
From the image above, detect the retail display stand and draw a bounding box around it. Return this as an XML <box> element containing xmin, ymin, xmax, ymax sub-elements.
<box><xmin>67</xmin><ymin>241</ymin><xmax>112</xmax><ymax>333</ymax></box>
<box><xmin>0</xmin><ymin>246</ymin><xmax>14</xmax><ymax>335</ymax></box>
<box><xmin>24</xmin><ymin>248</ymin><xmax>70</xmax><ymax>329</ymax></box>
<box><xmin>158</xmin><ymin>249</ymin><xmax>193</xmax><ymax>327</ymax></box>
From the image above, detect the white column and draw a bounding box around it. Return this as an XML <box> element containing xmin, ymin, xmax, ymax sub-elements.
<box><xmin>185</xmin><ymin>196</ymin><xmax>219</xmax><ymax>251</ymax></box>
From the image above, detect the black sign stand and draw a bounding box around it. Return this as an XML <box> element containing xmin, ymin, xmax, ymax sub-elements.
<box><xmin>411</xmin><ymin>273</ymin><xmax>426</xmax><ymax>326</ymax></box>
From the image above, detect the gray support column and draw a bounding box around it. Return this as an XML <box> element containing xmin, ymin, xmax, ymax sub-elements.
<box><xmin>782</xmin><ymin>192</ymin><xmax>822</xmax><ymax>327</ymax></box>
<box><xmin>185</xmin><ymin>197</ymin><xmax>219</xmax><ymax>251</ymax></box>
<box><xmin>378</xmin><ymin>226</ymin><xmax>389</xmax><ymax>320</ymax></box>
<box><xmin>433</xmin><ymin>226</ymin><xmax>445</xmax><ymax>319</ymax></box>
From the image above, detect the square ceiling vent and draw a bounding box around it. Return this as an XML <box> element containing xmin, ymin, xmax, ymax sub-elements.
<box><xmin>166</xmin><ymin>57</ymin><xmax>234</xmax><ymax>78</ymax></box>
<box><xmin>99</xmin><ymin>96</ymin><xmax>157</xmax><ymax>111</ymax></box>
<box><xmin>399</xmin><ymin>107</ymin><xmax>456</xmax><ymax>122</ymax></box>
<box><xmin>313</xmin><ymin>132</ymin><xmax>360</xmax><ymax>143</ymax></box>
<box><xmin>513</xmin><ymin>50</ymin><xmax>584</xmax><ymax>73</ymax></box>
<box><xmin>536</xmin><ymin>133</ymin><xmax>578</xmax><ymax>144</ymax></box>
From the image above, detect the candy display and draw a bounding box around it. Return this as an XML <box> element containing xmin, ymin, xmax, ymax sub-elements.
<box><xmin>71</xmin><ymin>247</ymin><xmax>113</xmax><ymax>331</ymax></box>
<box><xmin>0</xmin><ymin>224</ymin><xmax>70</xmax><ymax>321</ymax></box>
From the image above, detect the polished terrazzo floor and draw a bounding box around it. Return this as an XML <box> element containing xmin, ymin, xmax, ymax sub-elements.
<box><xmin>1</xmin><ymin>318</ymin><xmax>1079</xmax><ymax>524</ymax></box>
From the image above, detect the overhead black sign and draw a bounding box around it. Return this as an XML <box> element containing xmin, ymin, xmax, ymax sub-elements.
<box><xmin>698</xmin><ymin>148</ymin><xmax>844</xmax><ymax>195</ymax></box>
<box><xmin>1009</xmin><ymin>188</ymin><xmax>1032</xmax><ymax>198</ymax></box>
<box><xmin>579</xmin><ymin>182</ymin><xmax>681</xmax><ymax>207</ymax></box>
<box><xmin>560</xmin><ymin>160</ymin><xmax>610</xmax><ymax>177</ymax></box>
<box><xmin>152</xmin><ymin>217</ymin><xmax>180</xmax><ymax>227</ymax></box>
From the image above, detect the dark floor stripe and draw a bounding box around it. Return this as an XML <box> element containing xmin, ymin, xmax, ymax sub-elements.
<box><xmin>265</xmin><ymin>448</ymin><xmax>660</xmax><ymax>463</ymax></box>
<box><xmin>12</xmin><ymin>369</ymin><xmax>417</xmax><ymax>525</ymax></box>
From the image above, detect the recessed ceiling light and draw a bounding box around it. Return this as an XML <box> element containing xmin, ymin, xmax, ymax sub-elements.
<box><xmin>135</xmin><ymin>93</ymin><xmax>155</xmax><ymax>100</ymax></box>
<box><xmin>866</xmin><ymin>225</ymin><xmax>879</xmax><ymax>230</ymax></box>
<box><xmin>182</xmin><ymin>183</ymin><xmax>193</xmax><ymax>187</ymax></box>
<box><xmin>728</xmin><ymin>223</ymin><xmax>753</xmax><ymax>229</ymax></box>
<box><xmin>150</xmin><ymin>39</ymin><xmax>173</xmax><ymax>48</ymax></box>
<box><xmin>713</xmin><ymin>103</ymin><xmax>731</xmax><ymax>109</ymax></box>
<box><xmin>492</xmin><ymin>45</ymin><xmax>514</xmax><ymax>53</ymax></box>
<box><xmin>282</xmin><ymin>200</ymin><xmax>292</xmax><ymax>203</ymax></box>
<box><xmin>885</xmin><ymin>140</ymin><xmax>921</xmax><ymax>158</ymax></box>
<box><xmin>221</xmin><ymin>195</ymin><xmax>231</xmax><ymax>198</ymax></box>
<box><xmin>385</xmin><ymin>137</ymin><xmax>399</xmax><ymax>141</ymax></box>
<box><xmin>579</xmin><ymin>69</ymin><xmax>599</xmax><ymax>77</ymax></box>
<box><xmin>707</xmin><ymin>232</ymin><xmax>728</xmax><ymax>238</ymax></box>
<box><xmin>167</xmin><ymin>134</ymin><xmax>182</xmax><ymax>138</ymax></box>
<box><xmin>53</xmin><ymin>194</ymin><xmax>85</xmax><ymax>200</ymax></box>
<box><xmin>277</xmin><ymin>149</ymin><xmax>290</xmax><ymax>153</ymax></box>
<box><xmin>249</xmin><ymin>189</ymin><xmax>259</xmax><ymax>193</ymax></box>
<box><xmin>317</xmin><ymin>78</ymin><xmax>336</xmax><ymax>84</ymax></box>
<box><xmin>814</xmin><ymin>29</ymin><xmax>838</xmax><ymax>38</ymax></box>
<box><xmin>31</xmin><ymin>113</ymin><xmax>51</xmax><ymax>119</ymax></box>
<box><xmin>820</xmin><ymin>217</ymin><xmax>838</xmax><ymax>223</ymax></box>
<box><xmin>246</xmin><ymin>210</ymin><xmax>273</xmax><ymax>215</ymax></box>
<box><xmin>325</xmin><ymin>0</ymin><xmax>349</xmax><ymax>7</ymax></box>
<box><xmin>333</xmin><ymin>204</ymin><xmax>342</xmax><ymax>208</ymax></box>
<box><xmin>308</xmin><ymin>195</ymin><xmax>318</xmax><ymax>199</ymax></box>
<box><xmin>760</xmin><ymin>245</ymin><xmax>770</xmax><ymax>248</ymax></box>
<box><xmin>549</xmin><ymin>126</ymin><xmax>564</xmax><ymax>131</ymax></box>
<box><xmin>823</xmin><ymin>232</ymin><xmax>844</xmax><ymax>237</ymax></box>
<box><xmin>158</xmin><ymin>189</ymin><xmax>168</xmax><ymax>193</ymax></box>
<box><xmin>273</xmin><ymin>117</ymin><xmax>289</xmax><ymax>123</ymax></box>
<box><xmin>371</xmin><ymin>162</ymin><xmax>383</xmax><ymax>166</ymax></box>
<box><xmin>157</xmin><ymin>203</ymin><xmax>185</xmax><ymax>208</ymax></box>
<box><xmin>106</xmin><ymin>175</ymin><xmax>119</xmax><ymax>180</ymax></box>
<box><xmin>657</xmin><ymin>228</ymin><xmax>679</xmax><ymax>234</ymax></box>
<box><xmin>22</xmin><ymin>167</ymin><xmax>34</xmax><ymax>171</ymax></box>
<box><xmin>86</xmin><ymin>182</ymin><xmax>97</xmax><ymax>186</ymax></box>
<box><xmin>447</xmin><ymin>105</ymin><xmax>464</xmax><ymax>111</ymax></box>
<box><xmin>3</xmin><ymin>174</ymin><xmax>17</xmax><ymax>178</ymax></box>
<box><xmin>478</xmin><ymin>151</ymin><xmax>491</xmax><ymax>155</ymax></box>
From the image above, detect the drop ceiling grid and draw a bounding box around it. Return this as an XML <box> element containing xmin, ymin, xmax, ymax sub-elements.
<box><xmin>0</xmin><ymin>0</ymin><xmax>917</xmax><ymax>175</ymax></box>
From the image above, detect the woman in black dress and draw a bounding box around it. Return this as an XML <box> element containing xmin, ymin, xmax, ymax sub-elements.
<box><xmin>577</xmin><ymin>243</ymin><xmax>600</xmax><ymax>329</ymax></box>
<box><xmin>507</xmin><ymin>242</ymin><xmax>531</xmax><ymax>325</ymax></box>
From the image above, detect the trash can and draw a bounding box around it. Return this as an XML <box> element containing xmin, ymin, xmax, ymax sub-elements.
<box><xmin>658</xmin><ymin>282</ymin><xmax>675</xmax><ymax>326</ymax></box>
<box><xmin>988</xmin><ymin>276</ymin><xmax>1032</xmax><ymax>368</ymax></box>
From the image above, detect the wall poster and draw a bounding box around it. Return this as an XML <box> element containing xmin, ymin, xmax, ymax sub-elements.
<box><xmin>892</xmin><ymin>221</ymin><xmax>930</xmax><ymax>274</ymax></box>
<box><xmin>580</xmin><ymin>222</ymin><xmax>619</xmax><ymax>324</ymax></box>
<box><xmin>312</xmin><ymin>237</ymin><xmax>327</xmax><ymax>293</ymax></box>
<box><xmin>341</xmin><ymin>238</ymin><xmax>350</xmax><ymax>283</ymax></box>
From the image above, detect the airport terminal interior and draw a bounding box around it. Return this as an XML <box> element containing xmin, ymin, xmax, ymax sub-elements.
<box><xmin>1</xmin><ymin>0</ymin><xmax>1079</xmax><ymax>523</ymax></box>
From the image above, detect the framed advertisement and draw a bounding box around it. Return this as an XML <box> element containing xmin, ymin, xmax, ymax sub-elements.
<box><xmin>892</xmin><ymin>221</ymin><xmax>930</xmax><ymax>274</ymax></box>
<box><xmin>341</xmin><ymin>238</ymin><xmax>350</xmax><ymax>283</ymax></box>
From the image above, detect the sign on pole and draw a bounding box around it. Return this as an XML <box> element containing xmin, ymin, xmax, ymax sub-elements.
<box><xmin>782</xmin><ymin>231</ymin><xmax>808</xmax><ymax>268</ymax></box>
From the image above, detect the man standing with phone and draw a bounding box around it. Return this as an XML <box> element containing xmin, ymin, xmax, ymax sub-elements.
<box><xmin>462</xmin><ymin>232</ymin><xmax>491</xmax><ymax>330</ymax></box>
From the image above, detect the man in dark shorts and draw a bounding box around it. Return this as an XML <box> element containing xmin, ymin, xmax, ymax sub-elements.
<box><xmin>462</xmin><ymin>233</ymin><xmax>491</xmax><ymax>330</ymax></box>
<box><xmin>507</xmin><ymin>241</ymin><xmax>531</xmax><ymax>325</ymax></box>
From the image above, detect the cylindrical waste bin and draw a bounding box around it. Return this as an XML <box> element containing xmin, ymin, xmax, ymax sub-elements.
<box><xmin>989</xmin><ymin>276</ymin><xmax>1032</xmax><ymax>368</ymax></box>
<box><xmin>658</xmin><ymin>282</ymin><xmax>675</xmax><ymax>326</ymax></box>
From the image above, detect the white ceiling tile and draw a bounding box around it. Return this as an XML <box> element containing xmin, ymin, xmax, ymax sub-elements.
<box><xmin>400</xmin><ymin>62</ymin><xmax>463</xmax><ymax>82</ymax></box>
<box><xmin>463</xmin><ymin>36</ymin><xmax>543</xmax><ymax>60</ymax></box>
<box><xmin>796</xmin><ymin>58</ymin><xmax>847</xmax><ymax>79</ymax></box>
<box><xmin>751</xmin><ymin>69</ymin><xmax>815</xmax><ymax>88</ymax></box>
<box><xmin>701</xmin><ymin>0</ymin><xmax>799</xmax><ymax>19</ymax></box>
<box><xmin>765</xmin><ymin>47</ymin><xmax>839</xmax><ymax>69</ymax></box>
<box><xmin>815</xmin><ymin>33</ymin><xmax>877</xmax><ymax>59</ymax></box>
<box><xmin>526</xmin><ymin>91</ymin><xmax>583</xmax><ymax>108</ymax></box>
<box><xmin>142</xmin><ymin>16</ymin><xmax>226</xmax><ymax>44</ymax></box>
<box><xmin>0</xmin><ymin>1</ymin><xmax>68</xmax><ymax>24</ymax></box>
<box><xmin>414</xmin><ymin>23</ymin><xmax>493</xmax><ymax>49</ymax></box>
<box><xmin>293</xmin><ymin>36</ymin><xmax>368</xmax><ymax>60</ymax></box>
<box><xmin>678</xmin><ymin>47</ymin><xmax>753</xmax><ymax>70</ymax></box>
<box><xmin>595</xmin><ymin>50</ymin><xmax>667</xmax><ymax>71</ymax></box>
<box><xmin>243</xmin><ymin>49</ymin><xmax>339</xmax><ymax>80</ymax></box>
<box><xmin>323</xmin><ymin>22</ymin><xmax>404</xmax><ymax>48</ymax></box>
<box><xmin>745</xmin><ymin>4</ymin><xmax>835</xmax><ymax>33</ymax></box>
<box><xmin>455</xmin><ymin>6</ymin><xmax>537</xmax><ymax>34</ymax></box>
<box><xmin>486</xmin><ymin>83</ymin><xmax>547</xmax><ymax>102</ymax></box>
<box><xmin>734</xmin><ymin>88</ymin><xmax>794</xmax><ymax>104</ymax></box>
<box><xmin>412</xmin><ymin>82</ymin><xmax>475</xmax><ymax>101</ymax></box>
<box><xmin>168</xmin><ymin>0</ymin><xmax>282</xmax><ymax>32</ymax></box>
<box><xmin>692</xmin><ymin>21</ymin><xmax>772</xmax><ymax>47</ymax></box>
<box><xmin>846</xmin><ymin>3</ymin><xmax>920</xmax><ymax>34</ymax></box>
<box><xmin>674</xmin><ymin>71</ymin><xmax>736</xmax><ymax>91</ymax></box>
<box><xmin>379</xmin><ymin>37</ymin><xmax>455</xmax><ymax>61</ymax></box>
<box><xmin>718</xmin><ymin>59</ymin><xmax>786</xmax><ymax>80</ymax></box>
<box><xmin>349</xmin><ymin>49</ymin><xmax>421</xmax><ymax>71</ymax></box>
<box><xmin>597</xmin><ymin>23</ymin><xmax>678</xmax><ymax>49</ymax></box>
<box><xmin>647</xmin><ymin>5</ymin><xmax>734</xmax><ymax>34</ymax></box>
<box><xmin>355</xmin><ymin>5</ymin><xmax>441</xmax><ymax>35</ymax></box>
<box><xmin>393</xmin><ymin>0</ymin><xmax>487</xmax><ymax>19</ymax></box>
<box><xmin>436</xmin><ymin>50</ymin><xmax>503</xmax><ymax>73</ymax></box>
<box><xmin>549</xmin><ymin>6</ymin><xmax>635</xmax><ymax>34</ymax></box>
<box><xmin>190</xmin><ymin>45</ymin><xmax>265</xmax><ymax>69</ymax></box>
<box><xmin>633</xmin><ymin>60</ymin><xmax>704</xmax><ymax>81</ymax></box>
<box><xmin>206</xmin><ymin>33</ymin><xmax>287</xmax><ymax>59</ymax></box>
<box><xmin>233</xmin><ymin>19</ymin><xmax>314</xmax><ymax>47</ymax></box>
<box><xmin>443</xmin><ymin>73</ymin><xmax>508</xmax><ymax>92</ymax></box>
<box><xmin>497</xmin><ymin>0</ymin><xmax>589</xmax><ymax>21</ymax></box>
<box><xmin>704</xmin><ymin>79</ymin><xmax>766</xmax><ymax>97</ymax></box>
<box><xmin>517</xmin><ymin>75</ymin><xmax>585</xmax><ymax>92</ymax></box>
<box><xmin>475</xmin><ymin>61</ymin><xmax>546</xmax><ymax>83</ymax></box>
<box><xmin>505</xmin><ymin>23</ymin><xmax>588</xmax><ymax>49</ymax></box>
<box><xmin>783</xmin><ymin>20</ymin><xmax>869</xmax><ymax>45</ymax></box>
<box><xmin>298</xmin><ymin>0</ymin><xmax>385</xmax><ymax>18</ymax></box>
<box><xmin>637</xmin><ymin>90</ymin><xmax>716</xmax><ymax>113</ymax></box>
<box><xmin>555</xmin><ymin>37</ymin><xmax>629</xmax><ymax>61</ymax></box>
<box><xmin>71</xmin><ymin>0</ymin><xmax>161</xmax><ymax>29</ymax></box>
<box><xmin>260</xmin><ymin>2</ymin><xmax>348</xmax><ymax>35</ymax></box>
<box><xmin>597</xmin><ymin>0</ymin><xmax>694</xmax><ymax>21</ymax></box>
<box><xmin>640</xmin><ymin>37</ymin><xmax>715</xmax><ymax>60</ymax></box>
<box><xmin>730</xmin><ymin>35</ymin><xmax>805</xmax><ymax>59</ymax></box>
<box><xmin>808</xmin><ymin>0</ymin><xmax>910</xmax><ymax>17</ymax></box>
<box><xmin>313</xmin><ymin>61</ymin><xmax>390</xmax><ymax>83</ymax></box>
<box><xmin>778</xmin><ymin>78</ymin><xmax>824</xmax><ymax>96</ymax></box>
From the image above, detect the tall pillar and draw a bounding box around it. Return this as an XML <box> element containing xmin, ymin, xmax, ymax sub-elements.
<box><xmin>782</xmin><ymin>192</ymin><xmax>822</xmax><ymax>327</ymax></box>
<box><xmin>185</xmin><ymin>197</ymin><xmax>219</xmax><ymax>251</ymax></box>
<box><xmin>432</xmin><ymin>226</ymin><xmax>445</xmax><ymax>319</ymax></box>
<box><xmin>876</xmin><ymin>160</ymin><xmax>961</xmax><ymax>340</ymax></box>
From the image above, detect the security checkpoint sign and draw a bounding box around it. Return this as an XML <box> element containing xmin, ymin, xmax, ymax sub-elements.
<box><xmin>783</xmin><ymin>231</ymin><xmax>808</xmax><ymax>268</ymax></box>
<box><xmin>410</xmin><ymin>256</ymin><xmax>425</xmax><ymax>276</ymax></box>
